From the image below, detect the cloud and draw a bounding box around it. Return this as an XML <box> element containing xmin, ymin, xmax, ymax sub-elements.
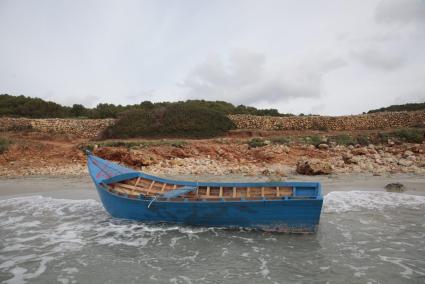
<box><xmin>351</xmin><ymin>48</ymin><xmax>405</xmax><ymax>71</ymax></box>
<box><xmin>181</xmin><ymin>50</ymin><xmax>346</xmax><ymax>105</ymax></box>
<box><xmin>375</xmin><ymin>0</ymin><xmax>425</xmax><ymax>25</ymax></box>
<box><xmin>394</xmin><ymin>83</ymin><xmax>425</xmax><ymax>104</ymax></box>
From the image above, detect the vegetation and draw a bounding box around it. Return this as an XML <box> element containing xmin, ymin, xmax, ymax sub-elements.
<box><xmin>356</xmin><ymin>135</ymin><xmax>371</xmax><ymax>146</ymax></box>
<box><xmin>300</xmin><ymin>135</ymin><xmax>322</xmax><ymax>146</ymax></box>
<box><xmin>0</xmin><ymin>94</ymin><xmax>69</xmax><ymax>118</ymax></box>
<box><xmin>270</xmin><ymin>136</ymin><xmax>291</xmax><ymax>145</ymax></box>
<box><xmin>0</xmin><ymin>138</ymin><xmax>10</xmax><ymax>154</ymax></box>
<box><xmin>247</xmin><ymin>138</ymin><xmax>267</xmax><ymax>148</ymax></box>
<box><xmin>375</xmin><ymin>129</ymin><xmax>424</xmax><ymax>144</ymax></box>
<box><xmin>0</xmin><ymin>94</ymin><xmax>293</xmax><ymax>119</ymax></box>
<box><xmin>368</xmin><ymin>102</ymin><xmax>425</xmax><ymax>113</ymax></box>
<box><xmin>329</xmin><ymin>134</ymin><xmax>356</xmax><ymax>146</ymax></box>
<box><xmin>102</xmin><ymin>104</ymin><xmax>236</xmax><ymax>139</ymax></box>
<box><xmin>391</xmin><ymin>128</ymin><xmax>424</xmax><ymax>143</ymax></box>
<box><xmin>81</xmin><ymin>139</ymin><xmax>187</xmax><ymax>151</ymax></box>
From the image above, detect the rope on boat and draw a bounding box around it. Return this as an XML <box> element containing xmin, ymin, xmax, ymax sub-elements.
<box><xmin>147</xmin><ymin>196</ymin><xmax>157</xmax><ymax>208</ymax></box>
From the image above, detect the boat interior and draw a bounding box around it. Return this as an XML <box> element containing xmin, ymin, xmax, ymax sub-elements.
<box><xmin>102</xmin><ymin>176</ymin><xmax>320</xmax><ymax>201</ymax></box>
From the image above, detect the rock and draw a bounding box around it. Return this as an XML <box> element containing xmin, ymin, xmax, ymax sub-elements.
<box><xmin>129</xmin><ymin>149</ymin><xmax>158</xmax><ymax>166</ymax></box>
<box><xmin>170</xmin><ymin>148</ymin><xmax>190</xmax><ymax>158</ymax></box>
<box><xmin>403</xmin><ymin>150</ymin><xmax>414</xmax><ymax>158</ymax></box>
<box><xmin>317</xmin><ymin>143</ymin><xmax>329</xmax><ymax>150</ymax></box>
<box><xmin>385</xmin><ymin>182</ymin><xmax>405</xmax><ymax>192</ymax></box>
<box><xmin>351</xmin><ymin>156</ymin><xmax>365</xmax><ymax>164</ymax></box>
<box><xmin>296</xmin><ymin>159</ymin><xmax>333</xmax><ymax>175</ymax></box>
<box><xmin>95</xmin><ymin>147</ymin><xmax>129</xmax><ymax>162</ymax></box>
<box><xmin>342</xmin><ymin>153</ymin><xmax>354</xmax><ymax>164</ymax></box>
<box><xmin>351</xmin><ymin>147</ymin><xmax>368</xmax><ymax>155</ymax></box>
<box><xmin>274</xmin><ymin>168</ymin><xmax>287</xmax><ymax>177</ymax></box>
<box><xmin>252</xmin><ymin>149</ymin><xmax>275</xmax><ymax>161</ymax></box>
<box><xmin>411</xmin><ymin>145</ymin><xmax>423</xmax><ymax>153</ymax></box>
<box><xmin>398</xmin><ymin>159</ymin><xmax>413</xmax><ymax>167</ymax></box>
<box><xmin>406</xmin><ymin>155</ymin><xmax>416</xmax><ymax>161</ymax></box>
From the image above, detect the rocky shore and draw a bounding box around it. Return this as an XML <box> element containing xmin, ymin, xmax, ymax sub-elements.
<box><xmin>1</xmin><ymin>131</ymin><xmax>424</xmax><ymax>178</ymax></box>
<box><xmin>126</xmin><ymin>142</ymin><xmax>425</xmax><ymax>177</ymax></box>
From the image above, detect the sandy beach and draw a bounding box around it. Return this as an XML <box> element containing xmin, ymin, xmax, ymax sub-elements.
<box><xmin>1</xmin><ymin>172</ymin><xmax>424</xmax><ymax>200</ymax></box>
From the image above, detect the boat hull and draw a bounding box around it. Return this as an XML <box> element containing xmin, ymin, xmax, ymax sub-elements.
<box><xmin>95</xmin><ymin>184</ymin><xmax>323</xmax><ymax>233</ymax></box>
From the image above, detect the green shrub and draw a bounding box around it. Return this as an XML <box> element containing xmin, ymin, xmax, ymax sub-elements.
<box><xmin>356</xmin><ymin>135</ymin><xmax>370</xmax><ymax>146</ymax></box>
<box><xmin>330</xmin><ymin>134</ymin><xmax>356</xmax><ymax>145</ymax></box>
<box><xmin>247</xmin><ymin>138</ymin><xmax>267</xmax><ymax>148</ymax></box>
<box><xmin>1</xmin><ymin>94</ymin><xmax>294</xmax><ymax>118</ymax></box>
<box><xmin>368</xmin><ymin>102</ymin><xmax>425</xmax><ymax>113</ymax></box>
<box><xmin>82</xmin><ymin>140</ymin><xmax>187</xmax><ymax>150</ymax></box>
<box><xmin>270</xmin><ymin>136</ymin><xmax>291</xmax><ymax>145</ymax></box>
<box><xmin>0</xmin><ymin>138</ymin><xmax>10</xmax><ymax>154</ymax></box>
<box><xmin>300</xmin><ymin>135</ymin><xmax>322</xmax><ymax>146</ymax></box>
<box><xmin>392</xmin><ymin>129</ymin><xmax>424</xmax><ymax>143</ymax></box>
<box><xmin>377</xmin><ymin>132</ymin><xmax>390</xmax><ymax>144</ymax></box>
<box><xmin>102</xmin><ymin>104</ymin><xmax>236</xmax><ymax>139</ymax></box>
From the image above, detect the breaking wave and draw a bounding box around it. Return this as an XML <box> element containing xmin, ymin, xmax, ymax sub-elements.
<box><xmin>323</xmin><ymin>191</ymin><xmax>425</xmax><ymax>213</ymax></box>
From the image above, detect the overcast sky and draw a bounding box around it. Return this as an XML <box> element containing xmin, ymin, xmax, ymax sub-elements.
<box><xmin>0</xmin><ymin>0</ymin><xmax>424</xmax><ymax>115</ymax></box>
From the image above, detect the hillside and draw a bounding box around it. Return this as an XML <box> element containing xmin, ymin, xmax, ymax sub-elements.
<box><xmin>0</xmin><ymin>94</ymin><xmax>291</xmax><ymax>118</ymax></box>
<box><xmin>368</xmin><ymin>102</ymin><xmax>425</xmax><ymax>113</ymax></box>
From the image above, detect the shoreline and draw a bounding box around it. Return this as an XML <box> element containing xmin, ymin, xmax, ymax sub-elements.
<box><xmin>1</xmin><ymin>172</ymin><xmax>425</xmax><ymax>198</ymax></box>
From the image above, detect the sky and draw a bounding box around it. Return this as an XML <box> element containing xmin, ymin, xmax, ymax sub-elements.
<box><xmin>0</xmin><ymin>0</ymin><xmax>424</xmax><ymax>115</ymax></box>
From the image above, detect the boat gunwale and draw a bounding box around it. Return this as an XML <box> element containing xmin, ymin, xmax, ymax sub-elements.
<box><xmin>99</xmin><ymin>184</ymin><xmax>323</xmax><ymax>203</ymax></box>
<box><xmin>101</xmin><ymin>171</ymin><xmax>322</xmax><ymax>189</ymax></box>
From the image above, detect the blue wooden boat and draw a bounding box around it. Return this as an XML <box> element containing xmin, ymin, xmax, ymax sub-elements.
<box><xmin>87</xmin><ymin>153</ymin><xmax>323</xmax><ymax>233</ymax></box>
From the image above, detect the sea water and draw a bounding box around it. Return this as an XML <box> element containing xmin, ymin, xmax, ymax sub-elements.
<box><xmin>0</xmin><ymin>178</ymin><xmax>424</xmax><ymax>283</ymax></box>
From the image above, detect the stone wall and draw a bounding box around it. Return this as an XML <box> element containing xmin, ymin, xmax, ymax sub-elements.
<box><xmin>228</xmin><ymin>111</ymin><xmax>425</xmax><ymax>131</ymax></box>
<box><xmin>1</xmin><ymin>110</ymin><xmax>424</xmax><ymax>139</ymax></box>
<box><xmin>0</xmin><ymin>117</ymin><xmax>115</xmax><ymax>139</ymax></box>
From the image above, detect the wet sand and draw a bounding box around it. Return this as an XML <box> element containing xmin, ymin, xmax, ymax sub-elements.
<box><xmin>1</xmin><ymin>173</ymin><xmax>424</xmax><ymax>200</ymax></box>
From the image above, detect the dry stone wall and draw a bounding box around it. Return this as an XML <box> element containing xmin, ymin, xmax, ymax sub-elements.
<box><xmin>229</xmin><ymin>111</ymin><xmax>425</xmax><ymax>131</ymax></box>
<box><xmin>0</xmin><ymin>117</ymin><xmax>116</xmax><ymax>139</ymax></box>
<box><xmin>1</xmin><ymin>110</ymin><xmax>424</xmax><ymax>139</ymax></box>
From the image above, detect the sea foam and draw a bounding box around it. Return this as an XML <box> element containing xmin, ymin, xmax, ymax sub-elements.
<box><xmin>323</xmin><ymin>191</ymin><xmax>425</xmax><ymax>213</ymax></box>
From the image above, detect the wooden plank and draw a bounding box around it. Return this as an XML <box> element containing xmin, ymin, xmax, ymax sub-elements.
<box><xmin>233</xmin><ymin>187</ymin><xmax>237</xmax><ymax>198</ymax></box>
<box><xmin>219</xmin><ymin>187</ymin><xmax>223</xmax><ymax>197</ymax></box>
<box><xmin>247</xmin><ymin>187</ymin><xmax>251</xmax><ymax>197</ymax></box>
<box><xmin>134</xmin><ymin>177</ymin><xmax>141</xmax><ymax>187</ymax></box>
<box><xmin>112</xmin><ymin>186</ymin><xmax>138</xmax><ymax>197</ymax></box>
<box><xmin>276</xmin><ymin>186</ymin><xmax>280</xmax><ymax>197</ymax></box>
<box><xmin>116</xmin><ymin>183</ymin><xmax>159</xmax><ymax>195</ymax></box>
<box><xmin>261</xmin><ymin>187</ymin><xmax>265</xmax><ymax>197</ymax></box>
<box><xmin>148</xmin><ymin>180</ymin><xmax>155</xmax><ymax>190</ymax></box>
<box><xmin>161</xmin><ymin>183</ymin><xmax>167</xmax><ymax>192</ymax></box>
<box><xmin>206</xmin><ymin>186</ymin><xmax>210</xmax><ymax>197</ymax></box>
